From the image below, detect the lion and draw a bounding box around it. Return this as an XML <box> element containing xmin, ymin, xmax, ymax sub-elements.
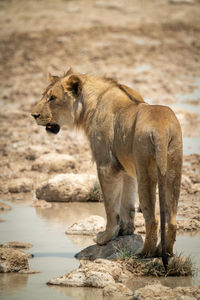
<box><xmin>31</xmin><ymin>68</ymin><xmax>182</xmax><ymax>268</ymax></box>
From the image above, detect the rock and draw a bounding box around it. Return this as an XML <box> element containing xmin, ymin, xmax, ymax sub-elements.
<box><xmin>135</xmin><ymin>215</ymin><xmax>145</xmax><ymax>234</ymax></box>
<box><xmin>75</xmin><ymin>234</ymin><xmax>143</xmax><ymax>260</ymax></box>
<box><xmin>0</xmin><ymin>247</ymin><xmax>30</xmax><ymax>273</ymax></box>
<box><xmin>178</xmin><ymin>219</ymin><xmax>200</xmax><ymax>231</ymax></box>
<box><xmin>36</xmin><ymin>173</ymin><xmax>98</xmax><ymax>202</ymax></box>
<box><xmin>25</xmin><ymin>145</ymin><xmax>50</xmax><ymax>161</ymax></box>
<box><xmin>169</xmin><ymin>0</ymin><xmax>196</xmax><ymax>4</ymax></box>
<box><xmin>193</xmin><ymin>183</ymin><xmax>200</xmax><ymax>193</ymax></box>
<box><xmin>132</xmin><ymin>284</ymin><xmax>200</xmax><ymax>300</ymax></box>
<box><xmin>47</xmin><ymin>259</ymin><xmax>131</xmax><ymax>288</ymax></box>
<box><xmin>18</xmin><ymin>269</ymin><xmax>40</xmax><ymax>274</ymax></box>
<box><xmin>8</xmin><ymin>178</ymin><xmax>33</xmax><ymax>193</ymax></box>
<box><xmin>32</xmin><ymin>153</ymin><xmax>76</xmax><ymax>172</ymax></box>
<box><xmin>133</xmin><ymin>284</ymin><xmax>173</xmax><ymax>299</ymax></box>
<box><xmin>181</xmin><ymin>174</ymin><xmax>192</xmax><ymax>188</ymax></box>
<box><xmin>103</xmin><ymin>283</ymin><xmax>133</xmax><ymax>298</ymax></box>
<box><xmin>31</xmin><ymin>199</ymin><xmax>52</xmax><ymax>208</ymax></box>
<box><xmin>2</xmin><ymin>241</ymin><xmax>32</xmax><ymax>249</ymax></box>
<box><xmin>174</xmin><ymin>286</ymin><xmax>200</xmax><ymax>299</ymax></box>
<box><xmin>0</xmin><ymin>202</ymin><xmax>12</xmax><ymax>211</ymax></box>
<box><xmin>66</xmin><ymin>215</ymin><xmax>105</xmax><ymax>236</ymax></box>
<box><xmin>179</xmin><ymin>297</ymin><xmax>196</xmax><ymax>300</ymax></box>
<box><xmin>181</xmin><ymin>175</ymin><xmax>194</xmax><ymax>194</ymax></box>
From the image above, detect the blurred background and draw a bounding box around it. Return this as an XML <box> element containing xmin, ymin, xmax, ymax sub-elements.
<box><xmin>1</xmin><ymin>0</ymin><xmax>200</xmax><ymax>188</ymax></box>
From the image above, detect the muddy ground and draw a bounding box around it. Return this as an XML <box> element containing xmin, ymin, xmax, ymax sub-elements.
<box><xmin>0</xmin><ymin>0</ymin><xmax>200</xmax><ymax>249</ymax></box>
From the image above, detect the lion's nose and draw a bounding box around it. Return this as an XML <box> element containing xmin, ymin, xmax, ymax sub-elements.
<box><xmin>31</xmin><ymin>113</ymin><xmax>40</xmax><ymax>119</ymax></box>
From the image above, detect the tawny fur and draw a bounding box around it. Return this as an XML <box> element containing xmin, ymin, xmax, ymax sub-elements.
<box><xmin>32</xmin><ymin>69</ymin><xmax>182</xmax><ymax>265</ymax></box>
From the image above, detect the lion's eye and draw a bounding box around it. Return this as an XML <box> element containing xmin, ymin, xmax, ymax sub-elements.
<box><xmin>48</xmin><ymin>95</ymin><xmax>56</xmax><ymax>102</ymax></box>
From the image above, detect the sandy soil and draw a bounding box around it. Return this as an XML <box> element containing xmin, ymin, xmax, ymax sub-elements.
<box><xmin>0</xmin><ymin>0</ymin><xmax>200</xmax><ymax>231</ymax></box>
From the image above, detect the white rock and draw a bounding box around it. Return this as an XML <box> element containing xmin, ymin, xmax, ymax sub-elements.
<box><xmin>133</xmin><ymin>284</ymin><xmax>173</xmax><ymax>300</ymax></box>
<box><xmin>0</xmin><ymin>247</ymin><xmax>30</xmax><ymax>273</ymax></box>
<box><xmin>31</xmin><ymin>199</ymin><xmax>52</xmax><ymax>208</ymax></box>
<box><xmin>193</xmin><ymin>183</ymin><xmax>200</xmax><ymax>193</ymax></box>
<box><xmin>25</xmin><ymin>145</ymin><xmax>50</xmax><ymax>160</ymax></box>
<box><xmin>85</xmin><ymin>270</ymin><xmax>115</xmax><ymax>288</ymax></box>
<box><xmin>177</xmin><ymin>219</ymin><xmax>200</xmax><ymax>231</ymax></box>
<box><xmin>48</xmin><ymin>269</ymin><xmax>86</xmax><ymax>287</ymax></box>
<box><xmin>169</xmin><ymin>0</ymin><xmax>196</xmax><ymax>4</ymax></box>
<box><xmin>135</xmin><ymin>215</ymin><xmax>145</xmax><ymax>234</ymax></box>
<box><xmin>181</xmin><ymin>175</ymin><xmax>192</xmax><ymax>187</ymax></box>
<box><xmin>103</xmin><ymin>283</ymin><xmax>133</xmax><ymax>297</ymax></box>
<box><xmin>2</xmin><ymin>241</ymin><xmax>32</xmax><ymax>249</ymax></box>
<box><xmin>0</xmin><ymin>202</ymin><xmax>12</xmax><ymax>211</ymax></box>
<box><xmin>47</xmin><ymin>259</ymin><xmax>129</xmax><ymax>288</ymax></box>
<box><xmin>32</xmin><ymin>153</ymin><xmax>76</xmax><ymax>172</ymax></box>
<box><xmin>36</xmin><ymin>173</ymin><xmax>98</xmax><ymax>202</ymax></box>
<box><xmin>8</xmin><ymin>178</ymin><xmax>33</xmax><ymax>193</ymax></box>
<box><xmin>66</xmin><ymin>215</ymin><xmax>105</xmax><ymax>235</ymax></box>
<box><xmin>132</xmin><ymin>284</ymin><xmax>200</xmax><ymax>300</ymax></box>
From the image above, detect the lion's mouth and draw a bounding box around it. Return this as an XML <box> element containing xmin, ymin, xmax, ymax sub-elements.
<box><xmin>45</xmin><ymin>123</ymin><xmax>60</xmax><ymax>134</ymax></box>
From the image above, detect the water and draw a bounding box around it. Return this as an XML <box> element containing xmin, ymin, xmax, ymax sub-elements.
<box><xmin>183</xmin><ymin>136</ymin><xmax>200</xmax><ymax>155</ymax></box>
<box><xmin>172</xmin><ymin>86</ymin><xmax>200</xmax><ymax>155</ymax></box>
<box><xmin>146</xmin><ymin>80</ymin><xmax>200</xmax><ymax>155</ymax></box>
<box><xmin>0</xmin><ymin>202</ymin><xmax>104</xmax><ymax>300</ymax></box>
<box><xmin>135</xmin><ymin>64</ymin><xmax>152</xmax><ymax>73</ymax></box>
<box><xmin>175</xmin><ymin>89</ymin><xmax>200</xmax><ymax>114</ymax></box>
<box><xmin>0</xmin><ymin>202</ymin><xmax>200</xmax><ymax>300</ymax></box>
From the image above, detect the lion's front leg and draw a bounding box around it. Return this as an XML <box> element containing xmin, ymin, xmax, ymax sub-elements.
<box><xmin>119</xmin><ymin>174</ymin><xmax>137</xmax><ymax>236</ymax></box>
<box><xmin>95</xmin><ymin>166</ymin><xmax>123</xmax><ymax>245</ymax></box>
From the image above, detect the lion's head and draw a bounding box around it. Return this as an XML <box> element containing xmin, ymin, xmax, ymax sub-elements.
<box><xmin>31</xmin><ymin>68</ymin><xmax>84</xmax><ymax>134</ymax></box>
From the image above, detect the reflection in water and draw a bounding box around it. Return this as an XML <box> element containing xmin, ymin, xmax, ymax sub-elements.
<box><xmin>33</xmin><ymin>252</ymin><xmax>75</xmax><ymax>258</ymax></box>
<box><xmin>127</xmin><ymin>275</ymin><xmax>195</xmax><ymax>292</ymax></box>
<box><xmin>126</xmin><ymin>276</ymin><xmax>159</xmax><ymax>291</ymax></box>
<box><xmin>35</xmin><ymin>202</ymin><xmax>105</xmax><ymax>227</ymax></box>
<box><xmin>67</xmin><ymin>235</ymin><xmax>94</xmax><ymax>248</ymax></box>
<box><xmin>160</xmin><ymin>276</ymin><xmax>194</xmax><ymax>289</ymax></box>
<box><xmin>35</xmin><ymin>203</ymin><xmax>104</xmax><ymax>248</ymax></box>
<box><xmin>0</xmin><ymin>273</ymin><xmax>29</xmax><ymax>296</ymax></box>
<box><xmin>49</xmin><ymin>285</ymin><xmax>103</xmax><ymax>300</ymax></box>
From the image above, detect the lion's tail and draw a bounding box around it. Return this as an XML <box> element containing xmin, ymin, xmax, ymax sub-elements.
<box><xmin>153</xmin><ymin>132</ymin><xmax>168</xmax><ymax>270</ymax></box>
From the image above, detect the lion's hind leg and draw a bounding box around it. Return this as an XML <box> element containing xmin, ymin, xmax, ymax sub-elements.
<box><xmin>156</xmin><ymin>146</ymin><xmax>182</xmax><ymax>257</ymax></box>
<box><xmin>165</xmin><ymin>155</ymin><xmax>182</xmax><ymax>255</ymax></box>
<box><xmin>135</xmin><ymin>157</ymin><xmax>158</xmax><ymax>257</ymax></box>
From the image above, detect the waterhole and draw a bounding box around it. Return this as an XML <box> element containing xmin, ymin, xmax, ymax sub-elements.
<box><xmin>0</xmin><ymin>203</ymin><xmax>199</xmax><ymax>300</ymax></box>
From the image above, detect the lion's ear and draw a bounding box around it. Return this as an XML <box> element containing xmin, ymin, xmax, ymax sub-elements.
<box><xmin>65</xmin><ymin>67</ymin><xmax>74</xmax><ymax>76</ymax></box>
<box><xmin>49</xmin><ymin>73</ymin><xmax>59</xmax><ymax>83</ymax></box>
<box><xmin>63</xmin><ymin>75</ymin><xmax>83</xmax><ymax>122</ymax></box>
<box><xmin>64</xmin><ymin>75</ymin><xmax>82</xmax><ymax>97</ymax></box>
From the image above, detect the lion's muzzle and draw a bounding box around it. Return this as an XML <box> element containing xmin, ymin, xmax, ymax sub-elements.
<box><xmin>31</xmin><ymin>113</ymin><xmax>40</xmax><ymax>120</ymax></box>
<box><xmin>45</xmin><ymin>123</ymin><xmax>60</xmax><ymax>134</ymax></box>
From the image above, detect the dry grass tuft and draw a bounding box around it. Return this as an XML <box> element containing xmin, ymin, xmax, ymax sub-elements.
<box><xmin>121</xmin><ymin>253</ymin><xmax>196</xmax><ymax>277</ymax></box>
<box><xmin>85</xmin><ymin>182</ymin><xmax>103</xmax><ymax>202</ymax></box>
<box><xmin>166</xmin><ymin>253</ymin><xmax>195</xmax><ymax>276</ymax></box>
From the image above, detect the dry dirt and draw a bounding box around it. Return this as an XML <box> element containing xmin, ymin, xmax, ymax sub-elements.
<box><xmin>0</xmin><ymin>0</ymin><xmax>200</xmax><ymax>232</ymax></box>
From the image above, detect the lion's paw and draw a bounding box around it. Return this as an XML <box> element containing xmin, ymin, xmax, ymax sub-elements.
<box><xmin>94</xmin><ymin>228</ymin><xmax>119</xmax><ymax>245</ymax></box>
<box><xmin>119</xmin><ymin>221</ymin><xmax>134</xmax><ymax>236</ymax></box>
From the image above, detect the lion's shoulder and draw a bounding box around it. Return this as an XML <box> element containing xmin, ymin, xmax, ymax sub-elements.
<box><xmin>118</xmin><ymin>84</ymin><xmax>144</xmax><ymax>103</ymax></box>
